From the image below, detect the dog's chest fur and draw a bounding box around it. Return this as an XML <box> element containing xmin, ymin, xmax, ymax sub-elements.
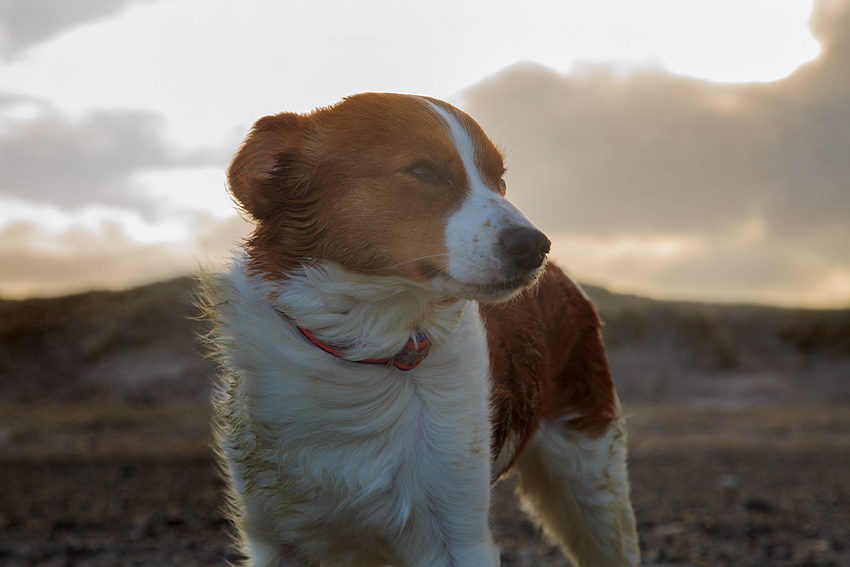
<box><xmin>207</xmin><ymin>262</ymin><xmax>497</xmax><ymax>565</ymax></box>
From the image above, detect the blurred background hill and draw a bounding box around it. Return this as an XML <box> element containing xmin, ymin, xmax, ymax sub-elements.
<box><xmin>0</xmin><ymin>277</ymin><xmax>210</xmax><ymax>405</ymax></box>
<box><xmin>1</xmin><ymin>275</ymin><xmax>847</xmax><ymax>407</ymax></box>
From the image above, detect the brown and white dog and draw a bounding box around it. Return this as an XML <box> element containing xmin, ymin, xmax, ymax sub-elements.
<box><xmin>202</xmin><ymin>93</ymin><xmax>638</xmax><ymax>567</ymax></box>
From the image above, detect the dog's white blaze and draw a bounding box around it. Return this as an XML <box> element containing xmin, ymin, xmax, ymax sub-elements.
<box><xmin>425</xmin><ymin>101</ymin><xmax>536</xmax><ymax>287</ymax></box>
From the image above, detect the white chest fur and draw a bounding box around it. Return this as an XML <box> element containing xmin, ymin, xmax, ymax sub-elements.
<box><xmin>206</xmin><ymin>262</ymin><xmax>500</xmax><ymax>567</ymax></box>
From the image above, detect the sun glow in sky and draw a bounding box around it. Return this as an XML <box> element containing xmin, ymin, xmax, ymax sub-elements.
<box><xmin>1</xmin><ymin>0</ymin><xmax>848</xmax><ymax>307</ymax></box>
<box><xmin>0</xmin><ymin>1</ymin><xmax>819</xmax><ymax>148</ymax></box>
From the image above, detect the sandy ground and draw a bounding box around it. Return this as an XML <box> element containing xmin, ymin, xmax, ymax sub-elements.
<box><xmin>1</xmin><ymin>404</ymin><xmax>849</xmax><ymax>567</ymax></box>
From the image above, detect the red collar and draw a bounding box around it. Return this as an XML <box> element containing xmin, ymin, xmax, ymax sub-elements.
<box><xmin>296</xmin><ymin>326</ymin><xmax>431</xmax><ymax>371</ymax></box>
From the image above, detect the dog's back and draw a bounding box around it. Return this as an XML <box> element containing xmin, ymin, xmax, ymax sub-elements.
<box><xmin>483</xmin><ymin>263</ymin><xmax>638</xmax><ymax>566</ymax></box>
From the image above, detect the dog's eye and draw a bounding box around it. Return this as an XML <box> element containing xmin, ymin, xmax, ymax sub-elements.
<box><xmin>499</xmin><ymin>179</ymin><xmax>507</xmax><ymax>195</ymax></box>
<box><xmin>406</xmin><ymin>162</ymin><xmax>445</xmax><ymax>184</ymax></box>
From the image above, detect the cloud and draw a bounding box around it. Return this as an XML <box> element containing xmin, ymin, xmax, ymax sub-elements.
<box><xmin>0</xmin><ymin>0</ymin><xmax>153</xmax><ymax>59</ymax></box>
<box><xmin>0</xmin><ymin>213</ymin><xmax>250</xmax><ymax>298</ymax></box>
<box><xmin>0</xmin><ymin>98</ymin><xmax>237</xmax><ymax>298</ymax></box>
<box><xmin>551</xmin><ymin>227</ymin><xmax>850</xmax><ymax>306</ymax></box>
<box><xmin>461</xmin><ymin>0</ymin><xmax>850</xmax><ymax>305</ymax></box>
<box><xmin>0</xmin><ymin>1</ymin><xmax>845</xmax><ymax>305</ymax></box>
<box><xmin>0</xmin><ymin>102</ymin><xmax>223</xmax><ymax>213</ymax></box>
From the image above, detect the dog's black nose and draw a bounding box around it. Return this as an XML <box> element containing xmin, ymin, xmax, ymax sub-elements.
<box><xmin>500</xmin><ymin>226</ymin><xmax>551</xmax><ymax>272</ymax></box>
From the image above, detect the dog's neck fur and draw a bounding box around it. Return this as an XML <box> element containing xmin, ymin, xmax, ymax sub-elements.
<box><xmin>250</xmin><ymin>259</ymin><xmax>470</xmax><ymax>362</ymax></box>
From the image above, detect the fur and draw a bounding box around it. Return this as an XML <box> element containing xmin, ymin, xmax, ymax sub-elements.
<box><xmin>201</xmin><ymin>93</ymin><xmax>638</xmax><ymax>567</ymax></box>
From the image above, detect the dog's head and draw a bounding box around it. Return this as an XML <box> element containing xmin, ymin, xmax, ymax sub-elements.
<box><xmin>229</xmin><ymin>93</ymin><xmax>550</xmax><ymax>302</ymax></box>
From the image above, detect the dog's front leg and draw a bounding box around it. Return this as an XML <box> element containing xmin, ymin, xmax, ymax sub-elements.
<box><xmin>398</xmin><ymin>530</ymin><xmax>501</xmax><ymax>567</ymax></box>
<box><xmin>389</xmin><ymin>466</ymin><xmax>501</xmax><ymax>567</ymax></box>
<box><xmin>388</xmin><ymin>485</ymin><xmax>501</xmax><ymax>567</ymax></box>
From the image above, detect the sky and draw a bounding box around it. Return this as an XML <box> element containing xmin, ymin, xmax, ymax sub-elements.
<box><xmin>0</xmin><ymin>0</ymin><xmax>847</xmax><ymax>307</ymax></box>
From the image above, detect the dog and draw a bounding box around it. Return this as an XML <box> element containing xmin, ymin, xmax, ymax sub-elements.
<box><xmin>201</xmin><ymin>92</ymin><xmax>639</xmax><ymax>567</ymax></box>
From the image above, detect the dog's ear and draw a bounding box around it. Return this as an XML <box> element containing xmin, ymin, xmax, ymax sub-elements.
<box><xmin>228</xmin><ymin>113</ymin><xmax>309</xmax><ymax>220</ymax></box>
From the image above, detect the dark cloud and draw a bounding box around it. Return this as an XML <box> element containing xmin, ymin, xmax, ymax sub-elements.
<box><xmin>463</xmin><ymin>0</ymin><xmax>850</xmax><ymax>252</ymax></box>
<box><xmin>0</xmin><ymin>0</ymin><xmax>153</xmax><ymax>58</ymax></box>
<box><xmin>0</xmin><ymin>104</ymin><xmax>222</xmax><ymax>214</ymax></box>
